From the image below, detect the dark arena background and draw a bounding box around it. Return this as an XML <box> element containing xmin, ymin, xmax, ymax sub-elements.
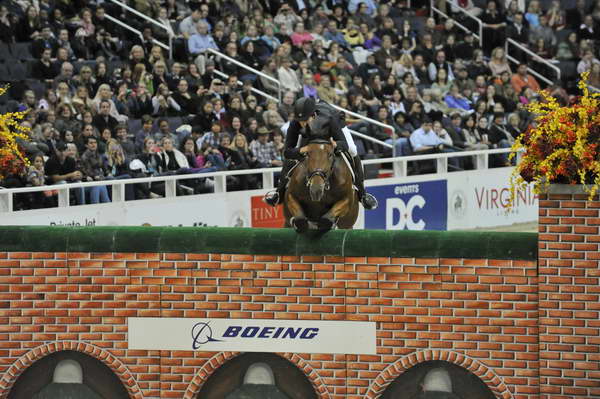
<box><xmin>0</xmin><ymin>192</ymin><xmax>599</xmax><ymax>399</ymax></box>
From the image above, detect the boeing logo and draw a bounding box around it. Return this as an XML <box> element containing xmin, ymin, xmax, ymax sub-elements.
<box><xmin>190</xmin><ymin>322</ymin><xmax>320</xmax><ymax>349</ymax></box>
<box><xmin>191</xmin><ymin>322</ymin><xmax>222</xmax><ymax>349</ymax></box>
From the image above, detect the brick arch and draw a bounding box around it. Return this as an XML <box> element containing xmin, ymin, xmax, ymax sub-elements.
<box><xmin>365</xmin><ymin>349</ymin><xmax>513</xmax><ymax>399</ymax></box>
<box><xmin>0</xmin><ymin>341</ymin><xmax>143</xmax><ymax>399</ymax></box>
<box><xmin>183</xmin><ymin>352</ymin><xmax>330</xmax><ymax>399</ymax></box>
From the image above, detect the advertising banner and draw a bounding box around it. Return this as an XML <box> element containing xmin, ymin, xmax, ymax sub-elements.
<box><xmin>250</xmin><ymin>196</ymin><xmax>285</xmax><ymax>228</ymax></box>
<box><xmin>128</xmin><ymin>317</ymin><xmax>376</xmax><ymax>355</ymax></box>
<box><xmin>365</xmin><ymin>180</ymin><xmax>448</xmax><ymax>230</ymax></box>
<box><xmin>446</xmin><ymin>168</ymin><xmax>538</xmax><ymax>229</ymax></box>
<box><xmin>0</xmin><ymin>190</ymin><xmax>256</xmax><ymax>228</ymax></box>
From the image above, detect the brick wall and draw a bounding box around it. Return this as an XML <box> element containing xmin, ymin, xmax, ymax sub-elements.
<box><xmin>0</xmin><ymin>250</ymin><xmax>538</xmax><ymax>399</ymax></box>
<box><xmin>538</xmin><ymin>186</ymin><xmax>600</xmax><ymax>399</ymax></box>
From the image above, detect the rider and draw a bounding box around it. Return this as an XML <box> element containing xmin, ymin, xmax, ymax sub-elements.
<box><xmin>264</xmin><ymin>97</ymin><xmax>378</xmax><ymax>210</ymax></box>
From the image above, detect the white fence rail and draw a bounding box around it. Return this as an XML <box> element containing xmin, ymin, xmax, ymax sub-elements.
<box><xmin>505</xmin><ymin>38</ymin><xmax>560</xmax><ymax>86</ymax></box>
<box><xmin>104</xmin><ymin>14</ymin><xmax>169</xmax><ymax>52</ymax></box>
<box><xmin>431</xmin><ymin>0</ymin><xmax>483</xmax><ymax>47</ymax></box>
<box><xmin>207</xmin><ymin>48</ymin><xmax>282</xmax><ymax>102</ymax></box>
<box><xmin>107</xmin><ymin>0</ymin><xmax>173</xmax><ymax>59</ymax></box>
<box><xmin>0</xmin><ymin>149</ymin><xmax>517</xmax><ymax>213</ymax></box>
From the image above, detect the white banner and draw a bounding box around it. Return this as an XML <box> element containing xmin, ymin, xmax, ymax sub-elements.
<box><xmin>445</xmin><ymin>168</ymin><xmax>538</xmax><ymax>230</ymax></box>
<box><xmin>127</xmin><ymin>317</ymin><xmax>377</xmax><ymax>355</ymax></box>
<box><xmin>0</xmin><ymin>190</ymin><xmax>258</xmax><ymax>228</ymax></box>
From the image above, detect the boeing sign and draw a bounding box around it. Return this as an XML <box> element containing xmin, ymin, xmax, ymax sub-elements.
<box><xmin>128</xmin><ymin>318</ymin><xmax>376</xmax><ymax>355</ymax></box>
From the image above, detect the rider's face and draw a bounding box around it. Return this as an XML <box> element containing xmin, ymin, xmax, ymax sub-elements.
<box><xmin>300</xmin><ymin>115</ymin><xmax>315</xmax><ymax>128</ymax></box>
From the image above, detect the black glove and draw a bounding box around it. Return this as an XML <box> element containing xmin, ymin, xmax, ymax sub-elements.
<box><xmin>284</xmin><ymin>148</ymin><xmax>304</xmax><ymax>160</ymax></box>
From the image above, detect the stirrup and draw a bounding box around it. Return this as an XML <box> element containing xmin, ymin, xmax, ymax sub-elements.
<box><xmin>264</xmin><ymin>190</ymin><xmax>280</xmax><ymax>207</ymax></box>
<box><xmin>361</xmin><ymin>193</ymin><xmax>378</xmax><ymax>210</ymax></box>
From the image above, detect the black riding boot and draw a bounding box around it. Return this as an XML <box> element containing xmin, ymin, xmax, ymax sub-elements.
<box><xmin>353</xmin><ymin>155</ymin><xmax>378</xmax><ymax>210</ymax></box>
<box><xmin>264</xmin><ymin>160</ymin><xmax>294</xmax><ymax>206</ymax></box>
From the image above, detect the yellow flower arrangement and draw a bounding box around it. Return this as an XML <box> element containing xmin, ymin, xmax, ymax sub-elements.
<box><xmin>0</xmin><ymin>86</ymin><xmax>30</xmax><ymax>180</ymax></box>
<box><xmin>509</xmin><ymin>72</ymin><xmax>600</xmax><ymax>201</ymax></box>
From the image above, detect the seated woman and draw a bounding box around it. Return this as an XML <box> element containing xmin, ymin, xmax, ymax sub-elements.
<box><xmin>105</xmin><ymin>139</ymin><xmax>137</xmax><ymax>200</ymax></box>
<box><xmin>152</xmin><ymin>83</ymin><xmax>181</xmax><ymax>117</ymax></box>
<box><xmin>154</xmin><ymin>136</ymin><xmax>213</xmax><ymax>194</ymax></box>
<box><xmin>227</xmin><ymin>133</ymin><xmax>259</xmax><ymax>190</ymax></box>
<box><xmin>488</xmin><ymin>47</ymin><xmax>512</xmax><ymax>78</ymax></box>
<box><xmin>26</xmin><ymin>152</ymin><xmax>57</xmax><ymax>209</ymax></box>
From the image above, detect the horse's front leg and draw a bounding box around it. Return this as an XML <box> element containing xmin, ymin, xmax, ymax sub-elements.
<box><xmin>319</xmin><ymin>197</ymin><xmax>351</xmax><ymax>231</ymax></box>
<box><xmin>286</xmin><ymin>191</ymin><xmax>309</xmax><ymax>233</ymax></box>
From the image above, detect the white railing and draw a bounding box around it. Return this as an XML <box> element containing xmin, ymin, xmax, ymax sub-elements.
<box><xmin>0</xmin><ymin>148</ymin><xmax>516</xmax><ymax>213</ymax></box>
<box><xmin>329</xmin><ymin>104</ymin><xmax>397</xmax><ymax>155</ymax></box>
<box><xmin>107</xmin><ymin>0</ymin><xmax>173</xmax><ymax>59</ymax></box>
<box><xmin>212</xmin><ymin>69</ymin><xmax>278</xmax><ymax>102</ymax></box>
<box><xmin>330</xmin><ymin>104</ymin><xmax>396</xmax><ymax>135</ymax></box>
<box><xmin>431</xmin><ymin>0</ymin><xmax>483</xmax><ymax>47</ymax></box>
<box><xmin>505</xmin><ymin>38</ymin><xmax>561</xmax><ymax>86</ymax></box>
<box><xmin>347</xmin><ymin>128</ymin><xmax>394</xmax><ymax>149</ymax></box>
<box><xmin>206</xmin><ymin>48</ymin><xmax>282</xmax><ymax>102</ymax></box>
<box><xmin>104</xmin><ymin>14</ymin><xmax>170</xmax><ymax>52</ymax></box>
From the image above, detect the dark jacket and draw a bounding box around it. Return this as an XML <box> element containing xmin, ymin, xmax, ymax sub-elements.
<box><xmin>93</xmin><ymin>114</ymin><xmax>119</xmax><ymax>134</ymax></box>
<box><xmin>283</xmin><ymin>104</ymin><xmax>349</xmax><ymax>160</ymax></box>
<box><xmin>446</xmin><ymin>125</ymin><xmax>467</xmax><ymax>149</ymax></box>
<box><xmin>488</xmin><ymin>123</ymin><xmax>511</xmax><ymax>145</ymax></box>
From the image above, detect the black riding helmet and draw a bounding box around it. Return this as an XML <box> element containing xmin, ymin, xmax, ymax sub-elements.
<box><xmin>294</xmin><ymin>97</ymin><xmax>316</xmax><ymax>121</ymax></box>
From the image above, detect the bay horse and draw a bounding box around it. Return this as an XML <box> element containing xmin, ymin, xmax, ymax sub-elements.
<box><xmin>283</xmin><ymin>139</ymin><xmax>359</xmax><ymax>232</ymax></box>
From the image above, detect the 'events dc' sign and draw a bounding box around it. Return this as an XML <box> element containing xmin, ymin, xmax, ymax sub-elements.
<box><xmin>128</xmin><ymin>317</ymin><xmax>376</xmax><ymax>355</ymax></box>
<box><xmin>365</xmin><ymin>180</ymin><xmax>448</xmax><ymax>230</ymax></box>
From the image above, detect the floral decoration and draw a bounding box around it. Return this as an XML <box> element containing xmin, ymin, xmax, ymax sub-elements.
<box><xmin>0</xmin><ymin>86</ymin><xmax>30</xmax><ymax>181</ymax></box>
<box><xmin>510</xmin><ymin>72</ymin><xmax>600</xmax><ymax>201</ymax></box>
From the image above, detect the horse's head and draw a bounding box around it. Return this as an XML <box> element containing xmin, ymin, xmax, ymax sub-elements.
<box><xmin>304</xmin><ymin>140</ymin><xmax>335</xmax><ymax>202</ymax></box>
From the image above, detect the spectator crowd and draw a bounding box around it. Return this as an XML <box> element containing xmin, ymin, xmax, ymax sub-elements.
<box><xmin>0</xmin><ymin>0</ymin><xmax>599</xmax><ymax>210</ymax></box>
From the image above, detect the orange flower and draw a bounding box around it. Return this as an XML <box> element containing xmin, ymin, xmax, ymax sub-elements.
<box><xmin>509</xmin><ymin>72</ymin><xmax>600</xmax><ymax>206</ymax></box>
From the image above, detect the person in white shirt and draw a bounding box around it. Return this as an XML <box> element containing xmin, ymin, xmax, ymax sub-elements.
<box><xmin>277</xmin><ymin>58</ymin><xmax>302</xmax><ymax>93</ymax></box>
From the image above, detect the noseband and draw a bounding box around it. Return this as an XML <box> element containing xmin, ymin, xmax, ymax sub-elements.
<box><xmin>306</xmin><ymin>168</ymin><xmax>331</xmax><ymax>190</ymax></box>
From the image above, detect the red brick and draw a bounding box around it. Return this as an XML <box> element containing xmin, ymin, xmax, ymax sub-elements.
<box><xmin>548</xmin><ymin>209</ymin><xmax>572</xmax><ymax>217</ymax></box>
<box><xmin>560</xmin><ymin>234</ymin><xmax>585</xmax><ymax>242</ymax></box>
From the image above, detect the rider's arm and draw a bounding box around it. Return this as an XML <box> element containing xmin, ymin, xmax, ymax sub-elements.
<box><xmin>328</xmin><ymin>114</ymin><xmax>350</xmax><ymax>153</ymax></box>
<box><xmin>283</xmin><ymin>121</ymin><xmax>304</xmax><ymax>160</ymax></box>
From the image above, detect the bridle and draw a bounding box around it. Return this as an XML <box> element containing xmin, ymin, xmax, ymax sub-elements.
<box><xmin>304</xmin><ymin>141</ymin><xmax>336</xmax><ymax>191</ymax></box>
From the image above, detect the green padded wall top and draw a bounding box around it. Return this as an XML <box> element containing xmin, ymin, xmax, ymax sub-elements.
<box><xmin>0</xmin><ymin>226</ymin><xmax>537</xmax><ymax>260</ymax></box>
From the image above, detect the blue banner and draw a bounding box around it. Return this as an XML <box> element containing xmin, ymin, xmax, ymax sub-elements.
<box><xmin>365</xmin><ymin>180</ymin><xmax>448</xmax><ymax>230</ymax></box>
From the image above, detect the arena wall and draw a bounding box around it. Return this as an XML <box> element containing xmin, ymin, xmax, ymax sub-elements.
<box><xmin>0</xmin><ymin>226</ymin><xmax>547</xmax><ymax>399</ymax></box>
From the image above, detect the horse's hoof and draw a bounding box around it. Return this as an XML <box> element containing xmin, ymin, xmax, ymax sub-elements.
<box><xmin>317</xmin><ymin>217</ymin><xmax>335</xmax><ymax>231</ymax></box>
<box><xmin>291</xmin><ymin>217</ymin><xmax>309</xmax><ymax>233</ymax></box>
